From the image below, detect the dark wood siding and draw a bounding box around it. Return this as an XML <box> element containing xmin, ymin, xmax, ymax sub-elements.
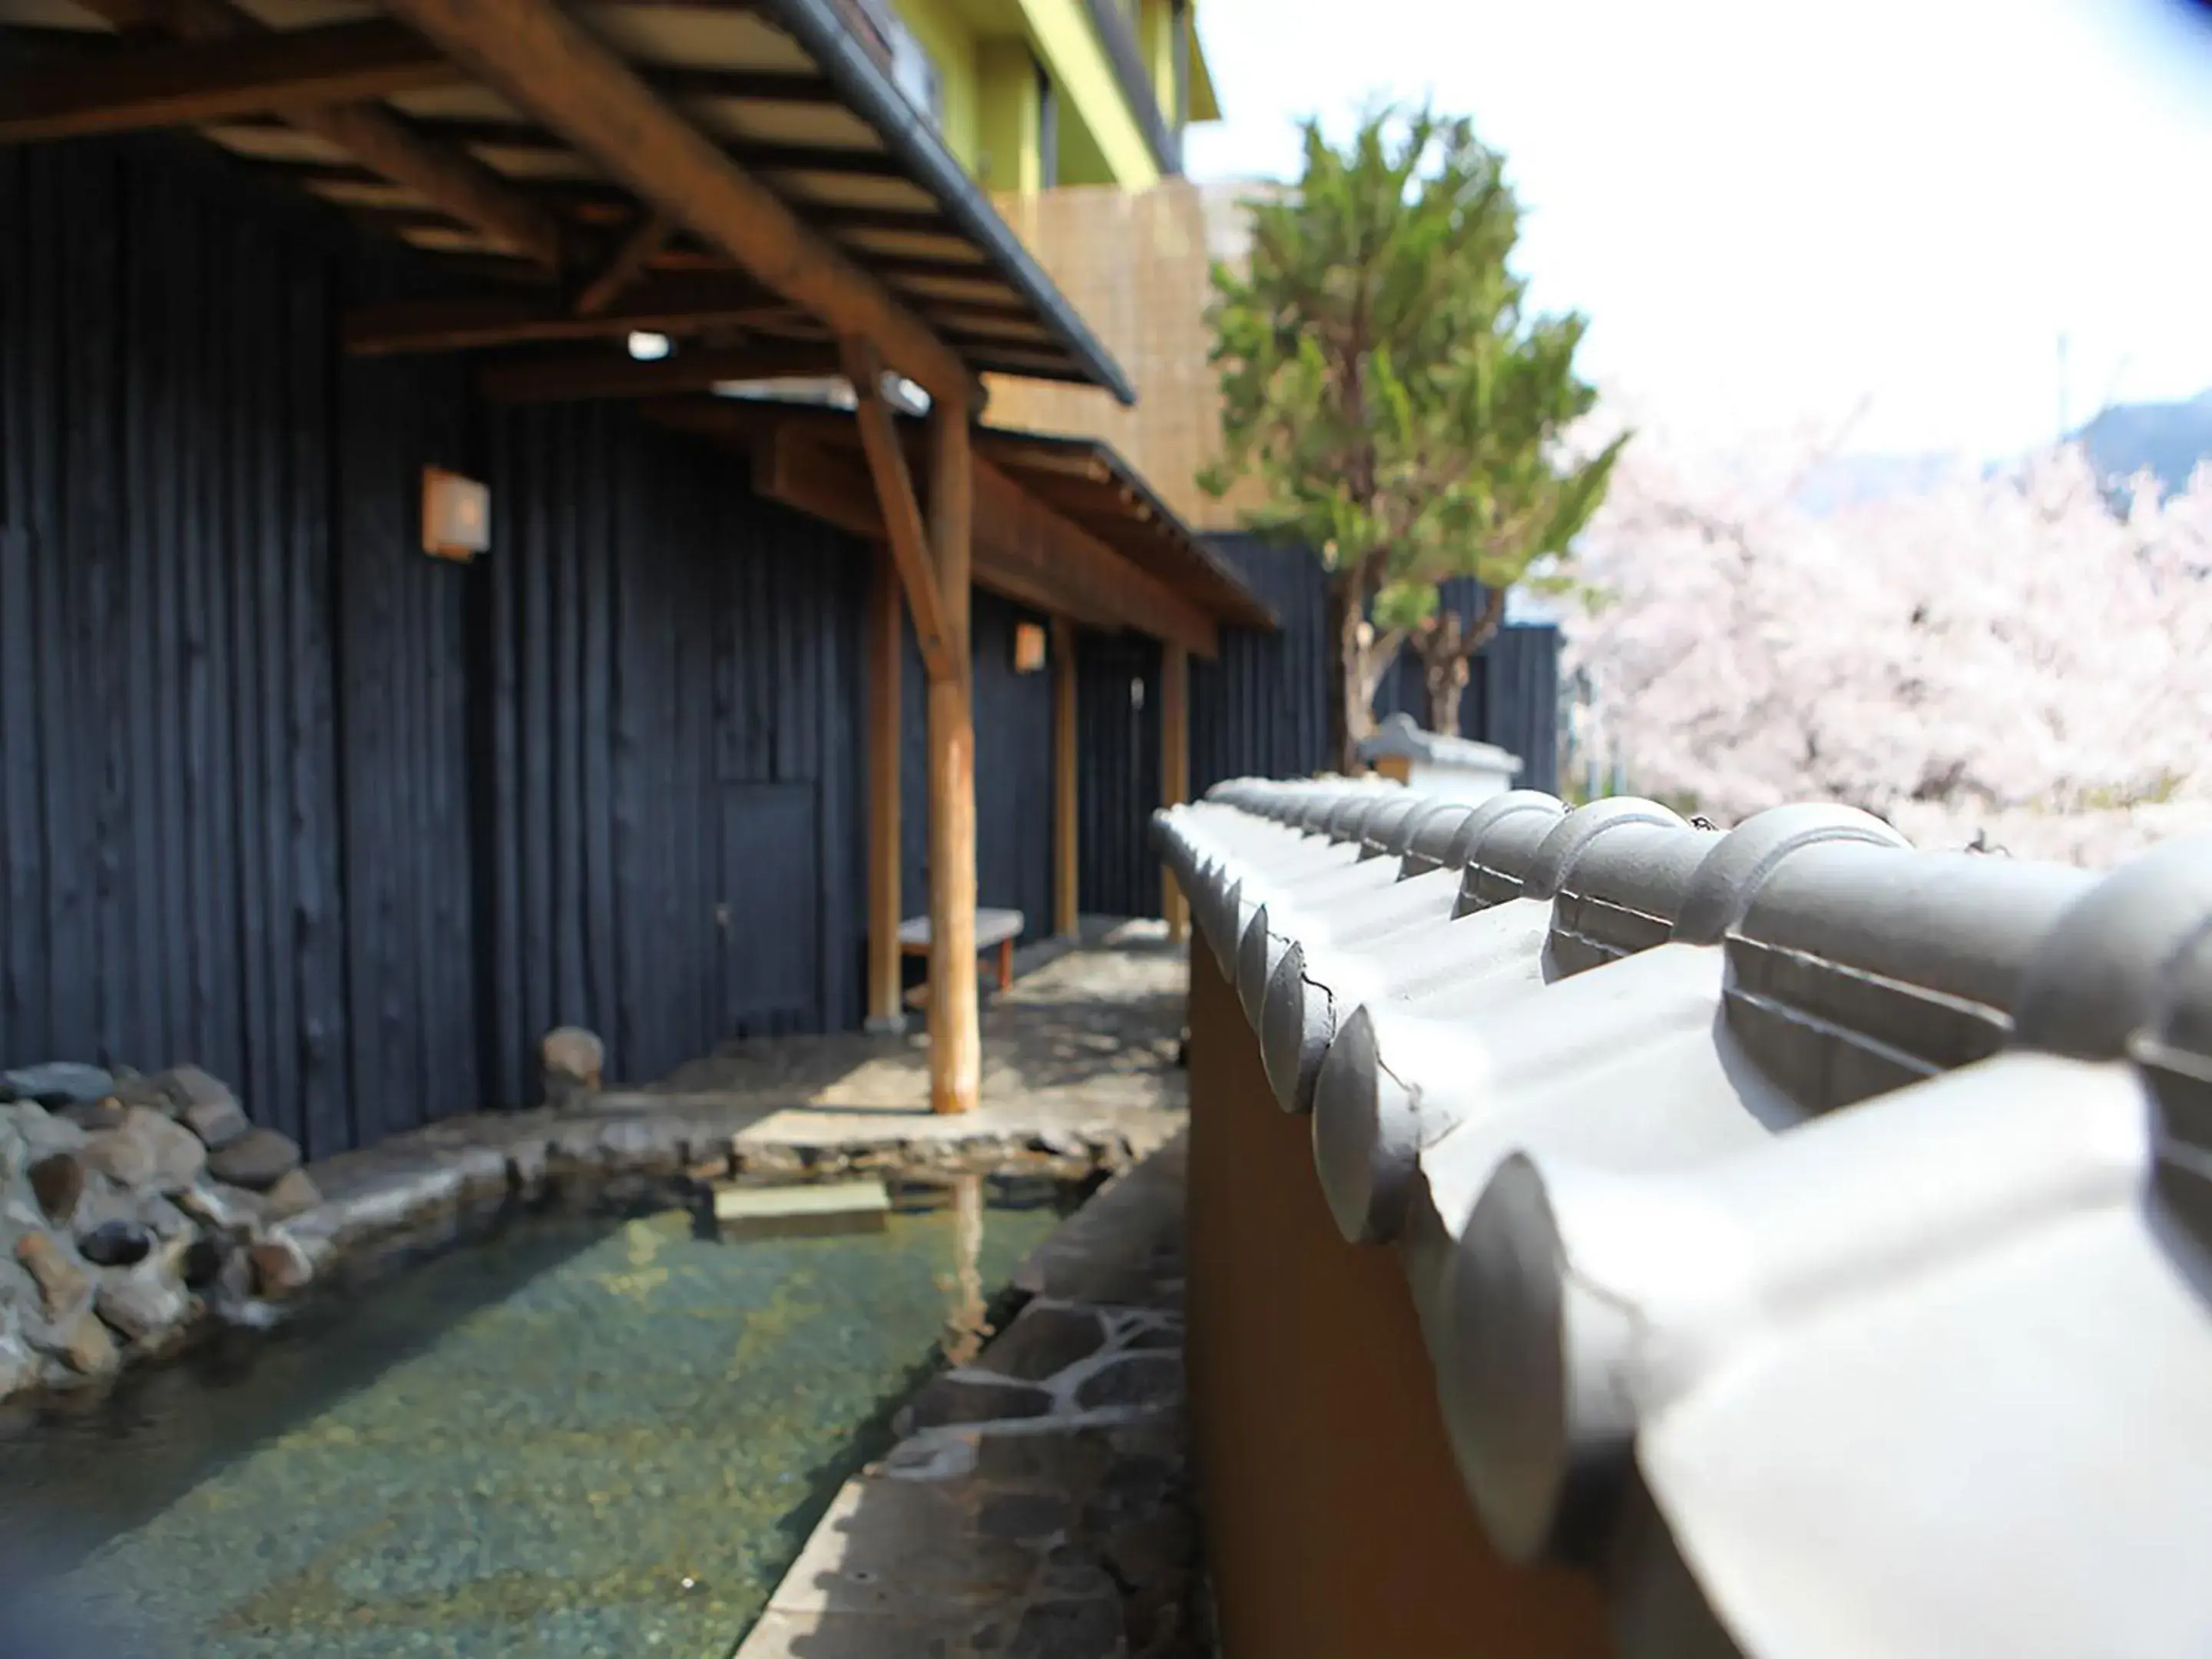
<box><xmin>476</xmin><ymin>405</ymin><xmax>870</xmax><ymax>1102</ymax></box>
<box><xmin>1078</xmin><ymin>537</ymin><xmax>1566</xmax><ymax>919</ymax></box>
<box><xmin>0</xmin><ymin>134</ymin><xmax>882</xmax><ymax>1149</ymax></box>
<box><xmin>1075</xmin><ymin>630</ymin><xmax>1162</xmax><ymax>919</ymax></box>
<box><xmin>899</xmin><ymin>588</ymin><xmax>1056</xmax><ymax>950</ymax></box>
<box><xmin>0</xmin><ymin>137</ymin><xmax>352</xmax><ymax>1153</ymax></box>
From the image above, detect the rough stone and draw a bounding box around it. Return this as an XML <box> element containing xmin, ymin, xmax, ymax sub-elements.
<box><xmin>84</xmin><ymin>1107</ymin><xmax>206</xmax><ymax>1190</ymax></box>
<box><xmin>137</xmin><ymin>1193</ymin><xmax>191</xmax><ymax>1240</ymax></box>
<box><xmin>248</xmin><ymin>1233</ymin><xmax>313</xmax><ymax>1299</ymax></box>
<box><xmin>0</xmin><ymin>1333</ymin><xmax>35</xmax><ymax>1399</ymax></box>
<box><xmin>260</xmin><ymin>1167</ymin><xmax>322</xmax><ymax>1221</ymax></box>
<box><xmin>1074</xmin><ymin>1353</ymin><xmax>1181</xmax><ymax>1412</ymax></box>
<box><xmin>972</xmin><ymin>1427</ymin><xmax>1117</xmax><ymax>1488</ymax></box>
<box><xmin>27</xmin><ymin>1153</ymin><xmax>84</xmax><ymax>1225</ymax></box>
<box><xmin>977</xmin><ymin>1492</ymin><xmax>1072</xmax><ymax>1540</ymax></box>
<box><xmin>972</xmin><ymin>1303</ymin><xmax>1108</xmax><ymax>1384</ymax></box>
<box><xmin>0</xmin><ymin>1063</ymin><xmax>115</xmax><ymax>1108</ymax></box>
<box><xmin>173</xmin><ymin>1181</ymin><xmax>265</xmax><ymax>1235</ymax></box>
<box><xmin>13</xmin><ymin>1102</ymin><xmax>88</xmax><ymax>1159</ymax></box>
<box><xmin>110</xmin><ymin>1071</ymin><xmax>173</xmax><ymax>1112</ymax></box>
<box><xmin>180</xmin><ymin>1092</ymin><xmax>251</xmax><ymax>1151</ymax></box>
<box><xmin>152</xmin><ymin>1065</ymin><xmax>234</xmax><ymax>1114</ymax></box>
<box><xmin>541</xmin><ymin>1025</ymin><xmax>605</xmax><ymax>1109</ymax></box>
<box><xmin>78</xmin><ymin>1218</ymin><xmax>153</xmax><ymax>1268</ymax></box>
<box><xmin>178</xmin><ymin>1238</ymin><xmax>224</xmax><ymax>1291</ymax></box>
<box><xmin>1009</xmin><ymin>1596</ymin><xmax>1123</xmax><ymax>1659</ymax></box>
<box><xmin>206</xmin><ymin>1128</ymin><xmax>300</xmax><ymax>1191</ymax></box>
<box><xmin>14</xmin><ymin>1231</ymin><xmax>88</xmax><ymax>1317</ymax></box>
<box><xmin>58</xmin><ymin>1098</ymin><xmax>127</xmax><ymax>1133</ymax></box>
<box><xmin>52</xmin><ymin>1309</ymin><xmax>120</xmax><ymax>1377</ymax></box>
<box><xmin>899</xmin><ymin>1376</ymin><xmax>1055</xmax><ymax>1433</ymax></box>
<box><xmin>95</xmin><ymin>1261</ymin><xmax>189</xmax><ymax>1344</ymax></box>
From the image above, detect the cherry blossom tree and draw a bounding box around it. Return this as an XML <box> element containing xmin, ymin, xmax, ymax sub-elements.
<box><xmin>1561</xmin><ymin>409</ymin><xmax>2212</xmax><ymax>866</ymax></box>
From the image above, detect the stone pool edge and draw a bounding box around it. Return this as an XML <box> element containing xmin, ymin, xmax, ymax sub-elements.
<box><xmin>4</xmin><ymin>1088</ymin><xmax>1184</xmax><ymax>1410</ymax></box>
<box><xmin>735</xmin><ymin>1133</ymin><xmax>1200</xmax><ymax>1659</ymax></box>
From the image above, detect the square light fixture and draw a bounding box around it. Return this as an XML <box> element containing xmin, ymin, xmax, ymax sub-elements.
<box><xmin>422</xmin><ymin>466</ymin><xmax>491</xmax><ymax>562</ymax></box>
<box><xmin>1013</xmin><ymin>620</ymin><xmax>1048</xmax><ymax>674</ymax></box>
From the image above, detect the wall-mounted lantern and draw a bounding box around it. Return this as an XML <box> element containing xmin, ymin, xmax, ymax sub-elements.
<box><xmin>422</xmin><ymin>467</ymin><xmax>491</xmax><ymax>563</ymax></box>
<box><xmin>1013</xmin><ymin>620</ymin><xmax>1048</xmax><ymax>674</ymax></box>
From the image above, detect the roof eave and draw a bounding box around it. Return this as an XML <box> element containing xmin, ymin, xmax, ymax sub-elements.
<box><xmin>763</xmin><ymin>0</ymin><xmax>1140</xmax><ymax>408</ymax></box>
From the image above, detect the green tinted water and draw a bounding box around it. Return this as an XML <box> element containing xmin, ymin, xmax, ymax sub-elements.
<box><xmin>0</xmin><ymin>1178</ymin><xmax>1074</xmax><ymax>1658</ymax></box>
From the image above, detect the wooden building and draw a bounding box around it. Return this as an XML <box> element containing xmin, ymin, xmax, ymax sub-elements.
<box><xmin>0</xmin><ymin>0</ymin><xmax>1269</xmax><ymax>1154</ymax></box>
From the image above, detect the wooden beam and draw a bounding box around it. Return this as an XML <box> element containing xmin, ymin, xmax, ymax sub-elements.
<box><xmin>866</xmin><ymin>547</ymin><xmax>905</xmax><ymax>1032</ymax></box>
<box><xmin>478</xmin><ymin>341</ymin><xmax>842</xmax><ymax>402</ymax></box>
<box><xmin>651</xmin><ymin>66</ymin><xmax>841</xmax><ymax>104</ymax></box>
<box><xmin>737</xmin><ymin>426</ymin><xmax>1119</xmax><ymax>629</ymax></box>
<box><xmin>573</xmin><ymin>210</ymin><xmax>674</xmax><ymax>317</ymax></box>
<box><xmin>972</xmin><ymin>457</ymin><xmax>1218</xmax><ymax>658</ymax></box>
<box><xmin>1052</xmin><ymin>615</ymin><xmax>1080</xmax><ymax>939</ymax></box>
<box><xmin>925</xmin><ymin>398</ymin><xmax>979</xmax><ymax>1115</ymax></box>
<box><xmin>641</xmin><ymin>396</ymin><xmax>1219</xmax><ymax>656</ymax></box>
<box><xmin>65</xmin><ymin>0</ymin><xmax>564</xmax><ymax>269</ymax></box>
<box><xmin>0</xmin><ymin>20</ymin><xmax>458</xmax><ymax>143</ymax></box>
<box><xmin>844</xmin><ymin>339</ymin><xmax>954</xmax><ymax>685</ymax></box>
<box><xmin>749</xmin><ymin>433</ymin><xmax>881</xmax><ymax>541</ymax></box>
<box><xmin>399</xmin><ymin>118</ymin><xmax>915</xmax><ymax>180</ymax></box>
<box><xmin>378</xmin><ymin>0</ymin><xmax>981</xmax><ymax>407</ymax></box>
<box><xmin>1161</xmin><ymin>641</ymin><xmax>1190</xmax><ymax>942</ymax></box>
<box><xmin>343</xmin><ymin>279</ymin><xmax>790</xmax><ymax>356</ymax></box>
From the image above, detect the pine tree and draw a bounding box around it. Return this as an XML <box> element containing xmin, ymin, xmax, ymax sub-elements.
<box><xmin>1202</xmin><ymin>104</ymin><xmax>1623</xmax><ymax>760</ymax></box>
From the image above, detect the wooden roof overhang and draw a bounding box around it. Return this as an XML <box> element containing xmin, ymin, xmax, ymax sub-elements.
<box><xmin>0</xmin><ymin>0</ymin><xmax>1137</xmax><ymax>407</ymax></box>
<box><xmin>639</xmin><ymin>393</ymin><xmax>1275</xmax><ymax>659</ymax></box>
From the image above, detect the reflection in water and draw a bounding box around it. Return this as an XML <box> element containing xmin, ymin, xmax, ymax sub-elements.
<box><xmin>941</xmin><ymin>1174</ymin><xmax>990</xmax><ymax>1366</ymax></box>
<box><xmin>0</xmin><ymin>1184</ymin><xmax>1078</xmax><ymax>1659</ymax></box>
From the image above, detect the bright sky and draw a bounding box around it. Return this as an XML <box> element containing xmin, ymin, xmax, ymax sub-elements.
<box><xmin>1181</xmin><ymin>0</ymin><xmax>2212</xmax><ymax>460</ymax></box>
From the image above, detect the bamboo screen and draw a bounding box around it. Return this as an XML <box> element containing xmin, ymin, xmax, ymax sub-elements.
<box><xmin>985</xmin><ymin>178</ymin><xmax>1282</xmax><ymax>532</ymax></box>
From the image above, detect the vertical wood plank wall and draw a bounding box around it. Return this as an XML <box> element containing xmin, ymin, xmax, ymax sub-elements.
<box><xmin>0</xmin><ymin>134</ymin><xmax>929</xmax><ymax>1155</ymax></box>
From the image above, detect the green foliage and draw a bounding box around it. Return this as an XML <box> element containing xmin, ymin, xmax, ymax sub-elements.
<box><xmin>1201</xmin><ymin>101</ymin><xmax>1628</xmax><ymax>617</ymax></box>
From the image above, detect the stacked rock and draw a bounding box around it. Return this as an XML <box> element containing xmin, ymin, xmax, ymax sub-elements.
<box><xmin>0</xmin><ymin>1060</ymin><xmax>324</xmax><ymax>1402</ymax></box>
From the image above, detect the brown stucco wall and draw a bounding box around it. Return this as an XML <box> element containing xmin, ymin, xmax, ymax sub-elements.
<box><xmin>1182</xmin><ymin>942</ymin><xmax>1613</xmax><ymax>1657</ymax></box>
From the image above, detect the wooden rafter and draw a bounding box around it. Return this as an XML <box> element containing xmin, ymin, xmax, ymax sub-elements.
<box><xmin>382</xmin><ymin>117</ymin><xmax>917</xmax><ymax>182</ymax></box>
<box><xmin>0</xmin><ymin>19</ymin><xmax>455</xmax><ymax>143</ymax></box>
<box><xmin>343</xmin><ymin>278</ymin><xmax>792</xmax><ymax>356</ymax></box>
<box><xmin>573</xmin><ymin>210</ymin><xmax>674</xmax><ymax>317</ymax></box>
<box><xmin>843</xmin><ymin>339</ymin><xmax>953</xmax><ymax>683</ymax></box>
<box><xmin>378</xmin><ymin>0</ymin><xmax>981</xmax><ymax>406</ymax></box>
<box><xmin>646</xmin><ymin>396</ymin><xmax>1220</xmax><ymax>656</ymax></box>
<box><xmin>65</xmin><ymin>0</ymin><xmax>565</xmax><ymax>270</ymax></box>
<box><xmin>478</xmin><ymin>341</ymin><xmax>842</xmax><ymax>402</ymax></box>
<box><xmin>735</xmin><ymin>422</ymin><xmax>1121</xmax><ymax>633</ymax></box>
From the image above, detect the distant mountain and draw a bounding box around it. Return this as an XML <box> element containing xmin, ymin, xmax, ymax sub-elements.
<box><xmin>2075</xmin><ymin>391</ymin><xmax>2212</xmax><ymax>497</ymax></box>
<box><xmin>1778</xmin><ymin>389</ymin><xmax>2212</xmax><ymax>517</ymax></box>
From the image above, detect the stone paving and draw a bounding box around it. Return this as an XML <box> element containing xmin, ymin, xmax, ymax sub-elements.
<box><xmin>283</xmin><ymin>920</ymin><xmax>1188</xmax><ymax>1291</ymax></box>
<box><xmin>736</xmin><ymin>1135</ymin><xmax>1199</xmax><ymax>1659</ymax></box>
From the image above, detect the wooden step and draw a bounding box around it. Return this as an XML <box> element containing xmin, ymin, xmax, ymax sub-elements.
<box><xmin>711</xmin><ymin>1178</ymin><xmax>892</xmax><ymax>1240</ymax></box>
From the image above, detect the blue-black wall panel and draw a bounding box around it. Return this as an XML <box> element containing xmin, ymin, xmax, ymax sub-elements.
<box><xmin>1192</xmin><ymin>535</ymin><xmax>1562</xmax><ymax>801</ymax></box>
<box><xmin>0</xmin><ymin>137</ymin><xmax>353</xmax><ymax>1155</ymax></box>
<box><xmin>899</xmin><ymin>588</ymin><xmax>1056</xmax><ymax>951</ymax></box>
<box><xmin>479</xmin><ymin>406</ymin><xmax>872</xmax><ymax>1101</ymax></box>
<box><xmin>336</xmin><ymin>349</ymin><xmax>482</xmax><ymax>1147</ymax></box>
<box><xmin>1075</xmin><ymin>630</ymin><xmax>1163</xmax><ymax>920</ymax></box>
<box><xmin>0</xmin><ymin>134</ymin><xmax>886</xmax><ymax>1147</ymax></box>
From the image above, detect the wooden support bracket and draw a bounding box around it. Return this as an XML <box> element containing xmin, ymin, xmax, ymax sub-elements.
<box><xmin>843</xmin><ymin>339</ymin><xmax>955</xmax><ymax>685</ymax></box>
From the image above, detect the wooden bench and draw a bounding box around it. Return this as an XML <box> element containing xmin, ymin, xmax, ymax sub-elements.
<box><xmin>899</xmin><ymin>908</ymin><xmax>1026</xmax><ymax>1003</ymax></box>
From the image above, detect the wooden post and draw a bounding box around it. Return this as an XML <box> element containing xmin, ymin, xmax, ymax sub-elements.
<box><xmin>866</xmin><ymin>547</ymin><xmax>904</xmax><ymax>1032</ymax></box>
<box><xmin>1052</xmin><ymin>615</ymin><xmax>1080</xmax><ymax>939</ymax></box>
<box><xmin>926</xmin><ymin>399</ymin><xmax>980</xmax><ymax>1114</ymax></box>
<box><xmin>1161</xmin><ymin>641</ymin><xmax>1190</xmax><ymax>942</ymax></box>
